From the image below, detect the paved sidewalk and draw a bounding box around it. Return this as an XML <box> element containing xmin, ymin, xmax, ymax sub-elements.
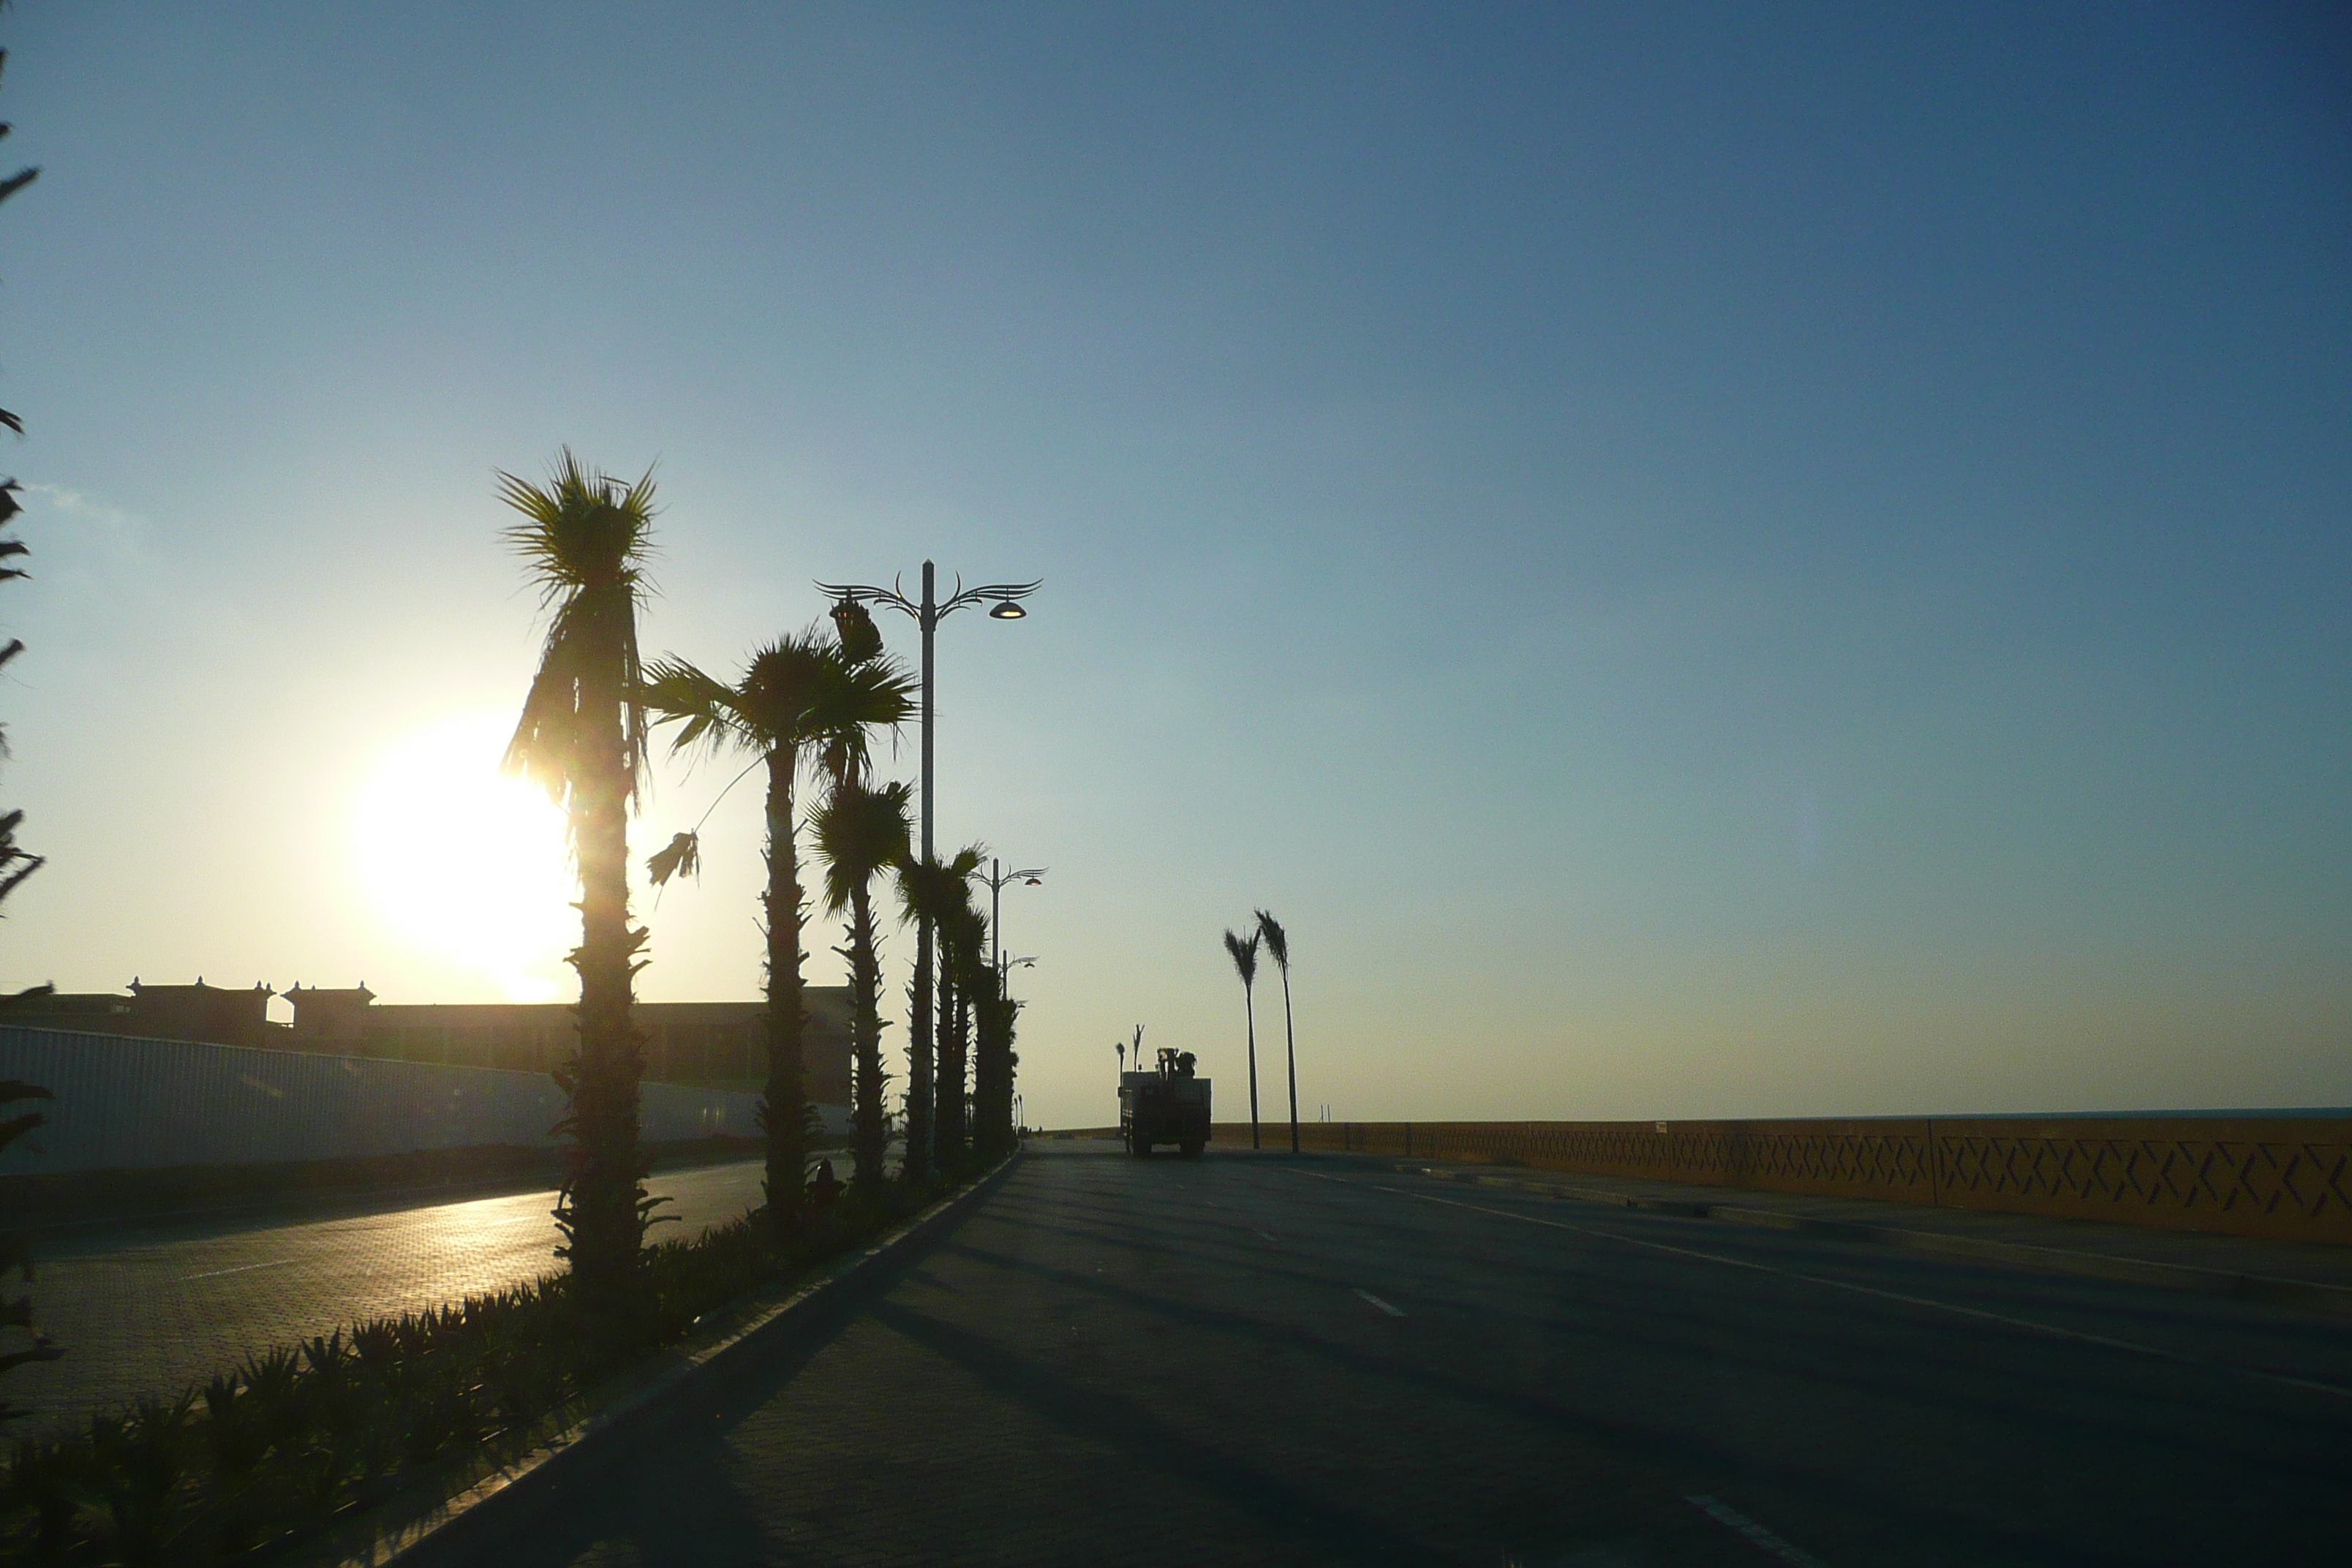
<box><xmin>1339</xmin><ymin>1152</ymin><xmax>2352</xmax><ymax>1308</ymax></box>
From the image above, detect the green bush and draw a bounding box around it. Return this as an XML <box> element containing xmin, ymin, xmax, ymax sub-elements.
<box><xmin>0</xmin><ymin>1181</ymin><xmax>937</xmax><ymax>1566</ymax></box>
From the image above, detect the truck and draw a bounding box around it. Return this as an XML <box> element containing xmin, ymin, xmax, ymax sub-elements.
<box><xmin>1120</xmin><ymin>1046</ymin><xmax>1210</xmax><ymax>1157</ymax></box>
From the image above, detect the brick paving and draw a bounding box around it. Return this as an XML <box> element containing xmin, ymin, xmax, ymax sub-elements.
<box><xmin>488</xmin><ymin>1140</ymin><xmax>2348</xmax><ymax>1566</ymax></box>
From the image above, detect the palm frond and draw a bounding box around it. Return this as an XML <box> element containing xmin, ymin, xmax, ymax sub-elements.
<box><xmin>646</xmin><ymin>831</ymin><xmax>701</xmax><ymax>889</ymax></box>
<box><xmin>813</xmin><ymin>779</ymin><xmax>912</xmax><ymax>916</ymax></box>
<box><xmin>496</xmin><ymin>448</ymin><xmax>658</xmax><ymax>605</ymax></box>
<box><xmin>500</xmin><ymin>451</ymin><xmax>657</xmax><ymax>808</ymax></box>
<box><xmin>807</xmin><ymin>649</ymin><xmax>917</xmax><ymax>787</ymax></box>
<box><xmin>893</xmin><ymin>848</ymin><xmax>983</xmax><ymax>927</ymax></box>
<box><xmin>641</xmin><ymin>656</ymin><xmax>755</xmax><ymax>765</ymax></box>
<box><xmin>734</xmin><ymin>629</ymin><xmax>837</xmax><ymax>753</ymax></box>
<box><xmin>1254</xmin><ymin>909</ymin><xmax>1289</xmax><ymax>970</ymax></box>
<box><xmin>1224</xmin><ymin>927</ymin><xmax>1260</xmax><ymax>986</ymax></box>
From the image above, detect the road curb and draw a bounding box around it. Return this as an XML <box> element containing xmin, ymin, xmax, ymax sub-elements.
<box><xmin>341</xmin><ymin>1153</ymin><xmax>1023</xmax><ymax>1567</ymax></box>
<box><xmin>1393</xmin><ymin>1164</ymin><xmax>2352</xmax><ymax>1319</ymax></box>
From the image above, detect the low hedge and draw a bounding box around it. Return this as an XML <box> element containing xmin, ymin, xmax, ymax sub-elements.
<box><xmin>1</xmin><ymin>1180</ymin><xmax>938</xmax><ymax>1566</ymax></box>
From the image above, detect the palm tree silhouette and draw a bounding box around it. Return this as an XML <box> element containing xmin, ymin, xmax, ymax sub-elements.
<box><xmin>971</xmin><ymin>934</ymin><xmax>1022</xmax><ymax>1164</ymax></box>
<box><xmin>643</xmin><ymin>627</ymin><xmax>912</xmax><ymax>1233</ymax></box>
<box><xmin>1223</xmin><ymin>927</ymin><xmax>1262</xmax><ymax>1150</ymax></box>
<box><xmin>1255</xmin><ymin>911</ymin><xmax>1297</xmax><ymax>1154</ymax></box>
<box><xmin>815</xmin><ymin>777</ymin><xmax>913</xmax><ymax>1196</ymax></box>
<box><xmin>896</xmin><ymin>845</ymin><xmax>984</xmax><ymax>1181</ymax></box>
<box><xmin>936</xmin><ymin>870</ymin><xmax>988</xmax><ymax>1171</ymax></box>
<box><xmin>499</xmin><ymin>449</ymin><xmax>659</xmax><ymax>1291</ymax></box>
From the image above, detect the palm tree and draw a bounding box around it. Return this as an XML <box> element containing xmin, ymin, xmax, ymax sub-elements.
<box><xmin>500</xmin><ymin>449</ymin><xmax>659</xmax><ymax>1292</ymax></box>
<box><xmin>971</xmin><ymin>959</ymin><xmax>1021</xmax><ymax>1164</ymax></box>
<box><xmin>814</xmin><ymin>777</ymin><xmax>913</xmax><ymax>1198</ymax></box>
<box><xmin>1255</xmin><ymin>910</ymin><xmax>1297</xmax><ymax>1155</ymax></box>
<box><xmin>897</xmin><ymin>846</ymin><xmax>983</xmax><ymax>1181</ymax></box>
<box><xmin>1223</xmin><ymin>927</ymin><xmax>1262</xmax><ymax>1150</ymax></box>
<box><xmin>937</xmin><ymin>898</ymin><xmax>987</xmax><ymax>1171</ymax></box>
<box><xmin>642</xmin><ymin>630</ymin><xmax>912</xmax><ymax>1234</ymax></box>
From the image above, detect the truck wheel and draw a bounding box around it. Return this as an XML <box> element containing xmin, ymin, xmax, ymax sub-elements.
<box><xmin>1180</xmin><ymin>1142</ymin><xmax>1202</xmax><ymax>1158</ymax></box>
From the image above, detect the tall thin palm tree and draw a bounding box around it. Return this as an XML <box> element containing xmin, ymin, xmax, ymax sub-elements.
<box><xmin>500</xmin><ymin>449</ymin><xmax>659</xmax><ymax>1292</ymax></box>
<box><xmin>814</xmin><ymin>777</ymin><xmax>913</xmax><ymax>1197</ymax></box>
<box><xmin>1255</xmin><ymin>910</ymin><xmax>1297</xmax><ymax>1155</ymax></box>
<box><xmin>1223</xmin><ymin>927</ymin><xmax>1262</xmax><ymax>1150</ymax></box>
<box><xmin>643</xmin><ymin>629</ymin><xmax>911</xmax><ymax>1233</ymax></box>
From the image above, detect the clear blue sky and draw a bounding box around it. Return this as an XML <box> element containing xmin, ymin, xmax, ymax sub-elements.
<box><xmin>1</xmin><ymin>4</ymin><xmax>2345</xmax><ymax>1127</ymax></box>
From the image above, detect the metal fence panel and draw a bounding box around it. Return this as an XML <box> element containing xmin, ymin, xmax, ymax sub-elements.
<box><xmin>1193</xmin><ymin>1114</ymin><xmax>2352</xmax><ymax>1244</ymax></box>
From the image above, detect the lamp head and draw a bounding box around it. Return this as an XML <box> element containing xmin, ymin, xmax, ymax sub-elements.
<box><xmin>988</xmin><ymin>598</ymin><xmax>1027</xmax><ymax>620</ymax></box>
<box><xmin>829</xmin><ymin>598</ymin><xmax>883</xmax><ymax>663</ymax></box>
<box><xmin>1024</xmin><ymin>876</ymin><xmax>1043</xmax><ymax>886</ymax></box>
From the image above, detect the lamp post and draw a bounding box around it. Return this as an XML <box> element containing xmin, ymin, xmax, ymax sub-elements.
<box><xmin>816</xmin><ymin>561</ymin><xmax>1037</xmax><ymax>1177</ymax></box>
<box><xmin>815</xmin><ymin>562</ymin><xmax>1039</xmax><ymax>868</ymax></box>
<box><xmin>980</xmin><ymin>860</ymin><xmax>1046</xmax><ymax>984</ymax></box>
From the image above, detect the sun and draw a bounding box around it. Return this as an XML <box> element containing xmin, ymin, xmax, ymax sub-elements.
<box><xmin>353</xmin><ymin>712</ymin><xmax>577</xmax><ymax>1003</ymax></box>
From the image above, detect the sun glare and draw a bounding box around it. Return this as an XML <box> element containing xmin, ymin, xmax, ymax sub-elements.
<box><xmin>353</xmin><ymin>712</ymin><xmax>576</xmax><ymax>1003</ymax></box>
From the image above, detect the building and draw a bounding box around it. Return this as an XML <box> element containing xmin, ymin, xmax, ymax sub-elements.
<box><xmin>9</xmin><ymin>979</ymin><xmax>851</xmax><ymax>1104</ymax></box>
<box><xmin>10</xmin><ymin>978</ymin><xmax>279</xmax><ymax>1048</ymax></box>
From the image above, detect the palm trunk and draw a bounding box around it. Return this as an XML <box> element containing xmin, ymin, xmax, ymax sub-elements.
<box><xmin>1282</xmin><ymin>968</ymin><xmax>1298</xmax><ymax>1155</ymax></box>
<box><xmin>1245</xmin><ymin>980</ymin><xmax>1259</xmax><ymax>1150</ymax></box>
<box><xmin>848</xmin><ymin>878</ymin><xmax>887</xmax><ymax>1196</ymax></box>
<box><xmin>559</xmin><ymin>651</ymin><xmax>649</xmax><ymax>1295</ymax></box>
<box><xmin>763</xmin><ymin>749</ymin><xmax>807</xmax><ymax>1235</ymax></box>
<box><xmin>973</xmin><ymin>980</ymin><xmax>1012</xmax><ymax>1164</ymax></box>
<box><xmin>904</xmin><ymin>918</ymin><xmax>933</xmax><ymax>1186</ymax></box>
<box><xmin>935</xmin><ymin>949</ymin><xmax>966</xmax><ymax>1169</ymax></box>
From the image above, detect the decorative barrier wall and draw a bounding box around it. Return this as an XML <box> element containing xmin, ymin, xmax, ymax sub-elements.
<box><xmin>0</xmin><ymin>1026</ymin><xmax>766</xmax><ymax>1175</ymax></box>
<box><xmin>1183</xmin><ymin>1115</ymin><xmax>2352</xmax><ymax>1245</ymax></box>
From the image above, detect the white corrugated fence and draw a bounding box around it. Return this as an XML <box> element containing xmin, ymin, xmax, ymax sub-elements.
<box><xmin>0</xmin><ymin>1026</ymin><xmax>766</xmax><ymax>1174</ymax></box>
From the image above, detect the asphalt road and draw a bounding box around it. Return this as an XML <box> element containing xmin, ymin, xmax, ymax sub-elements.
<box><xmin>501</xmin><ymin>1139</ymin><xmax>2348</xmax><ymax>1567</ymax></box>
<box><xmin>17</xmin><ymin>1157</ymin><xmax>773</xmax><ymax>1431</ymax></box>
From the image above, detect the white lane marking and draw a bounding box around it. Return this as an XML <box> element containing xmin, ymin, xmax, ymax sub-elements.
<box><xmin>186</xmin><ymin>1259</ymin><xmax>295</xmax><ymax>1281</ymax></box>
<box><xmin>1354</xmin><ymin>1288</ymin><xmax>1407</xmax><ymax>1317</ymax></box>
<box><xmin>1256</xmin><ymin>1229</ymin><xmax>1278</xmax><ymax>1242</ymax></box>
<box><xmin>1292</xmin><ymin>1170</ymin><xmax>2352</xmax><ymax>1401</ymax></box>
<box><xmin>1686</xmin><ymin>1495</ymin><xmax>1827</xmax><ymax>1567</ymax></box>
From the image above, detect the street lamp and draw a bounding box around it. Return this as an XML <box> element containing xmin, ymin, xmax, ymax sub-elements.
<box><xmin>814</xmin><ymin>562</ymin><xmax>1040</xmax><ymax>867</ymax></box>
<box><xmin>979</xmin><ymin>859</ymin><xmax>1047</xmax><ymax>986</ymax></box>
<box><xmin>815</xmin><ymin>561</ymin><xmax>1036</xmax><ymax>1177</ymax></box>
